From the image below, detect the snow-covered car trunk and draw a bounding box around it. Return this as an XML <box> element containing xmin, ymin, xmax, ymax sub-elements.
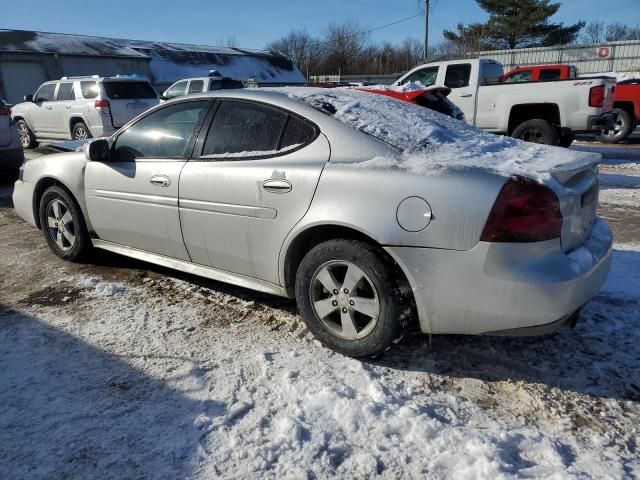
<box><xmin>277</xmin><ymin>87</ymin><xmax>603</xmax><ymax>253</ymax></box>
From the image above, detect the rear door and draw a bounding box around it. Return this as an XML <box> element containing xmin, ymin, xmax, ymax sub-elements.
<box><xmin>85</xmin><ymin>99</ymin><xmax>212</xmax><ymax>259</ymax></box>
<box><xmin>179</xmin><ymin>99</ymin><xmax>329</xmax><ymax>283</ymax></box>
<box><xmin>102</xmin><ymin>81</ymin><xmax>159</xmax><ymax>128</ymax></box>
<box><xmin>51</xmin><ymin>82</ymin><xmax>75</xmax><ymax>136</ymax></box>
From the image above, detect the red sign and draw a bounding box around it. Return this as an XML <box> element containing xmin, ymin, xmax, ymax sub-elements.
<box><xmin>597</xmin><ymin>47</ymin><xmax>611</xmax><ymax>58</ymax></box>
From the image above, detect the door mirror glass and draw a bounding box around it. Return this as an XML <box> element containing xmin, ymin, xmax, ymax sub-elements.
<box><xmin>85</xmin><ymin>139</ymin><xmax>111</xmax><ymax>162</ymax></box>
<box><xmin>24</xmin><ymin>94</ymin><xmax>34</xmax><ymax>102</ymax></box>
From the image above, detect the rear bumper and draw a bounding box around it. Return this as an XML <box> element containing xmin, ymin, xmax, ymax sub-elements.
<box><xmin>12</xmin><ymin>179</ymin><xmax>37</xmax><ymax>227</ymax></box>
<box><xmin>583</xmin><ymin>112</ymin><xmax>618</xmax><ymax>132</ymax></box>
<box><xmin>385</xmin><ymin>218</ymin><xmax>613</xmax><ymax>336</ymax></box>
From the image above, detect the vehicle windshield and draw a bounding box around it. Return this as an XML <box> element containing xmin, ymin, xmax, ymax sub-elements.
<box><xmin>103</xmin><ymin>81</ymin><xmax>158</xmax><ymax>100</ymax></box>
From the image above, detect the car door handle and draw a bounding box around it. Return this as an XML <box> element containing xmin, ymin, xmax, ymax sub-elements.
<box><xmin>45</xmin><ymin>106</ymin><xmax>53</xmax><ymax>110</ymax></box>
<box><xmin>262</xmin><ymin>179</ymin><xmax>292</xmax><ymax>193</ymax></box>
<box><xmin>459</xmin><ymin>93</ymin><xmax>473</xmax><ymax>98</ymax></box>
<box><xmin>150</xmin><ymin>175</ymin><xmax>171</xmax><ymax>187</ymax></box>
<box><xmin>65</xmin><ymin>105</ymin><xmax>72</xmax><ymax>109</ymax></box>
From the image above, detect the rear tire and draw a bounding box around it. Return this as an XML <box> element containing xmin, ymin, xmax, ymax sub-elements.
<box><xmin>38</xmin><ymin>186</ymin><xmax>91</xmax><ymax>261</ymax></box>
<box><xmin>72</xmin><ymin>121</ymin><xmax>92</xmax><ymax>141</ymax></box>
<box><xmin>512</xmin><ymin>119</ymin><xmax>560</xmax><ymax>146</ymax></box>
<box><xmin>596</xmin><ymin>108</ymin><xmax>633</xmax><ymax>144</ymax></box>
<box><xmin>16</xmin><ymin>120</ymin><xmax>38</xmax><ymax>149</ymax></box>
<box><xmin>295</xmin><ymin>239</ymin><xmax>408</xmax><ymax>358</ymax></box>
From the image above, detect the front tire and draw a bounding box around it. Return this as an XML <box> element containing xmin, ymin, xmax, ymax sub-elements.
<box><xmin>512</xmin><ymin>119</ymin><xmax>560</xmax><ymax>146</ymax></box>
<box><xmin>72</xmin><ymin>121</ymin><xmax>92</xmax><ymax>141</ymax></box>
<box><xmin>596</xmin><ymin>108</ymin><xmax>633</xmax><ymax>144</ymax></box>
<box><xmin>16</xmin><ymin>120</ymin><xmax>38</xmax><ymax>149</ymax></box>
<box><xmin>39</xmin><ymin>186</ymin><xmax>91</xmax><ymax>261</ymax></box>
<box><xmin>295</xmin><ymin>239</ymin><xmax>407</xmax><ymax>358</ymax></box>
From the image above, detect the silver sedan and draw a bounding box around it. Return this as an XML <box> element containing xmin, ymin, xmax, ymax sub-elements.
<box><xmin>12</xmin><ymin>88</ymin><xmax>612</xmax><ymax>357</ymax></box>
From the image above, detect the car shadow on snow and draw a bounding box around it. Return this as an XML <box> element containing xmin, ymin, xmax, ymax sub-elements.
<box><xmin>0</xmin><ymin>305</ymin><xmax>224</xmax><ymax>479</ymax></box>
<box><xmin>371</xmin><ymin>250</ymin><xmax>640</xmax><ymax>403</ymax></box>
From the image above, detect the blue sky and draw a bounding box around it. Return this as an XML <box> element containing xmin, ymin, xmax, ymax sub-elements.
<box><xmin>3</xmin><ymin>0</ymin><xmax>640</xmax><ymax>49</ymax></box>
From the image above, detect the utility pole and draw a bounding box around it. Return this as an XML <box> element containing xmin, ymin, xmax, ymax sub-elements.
<box><xmin>424</xmin><ymin>0</ymin><xmax>430</xmax><ymax>61</ymax></box>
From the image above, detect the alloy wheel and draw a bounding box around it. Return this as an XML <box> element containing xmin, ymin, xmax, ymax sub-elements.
<box><xmin>17</xmin><ymin>122</ymin><xmax>30</xmax><ymax>148</ymax></box>
<box><xmin>74</xmin><ymin>125</ymin><xmax>89</xmax><ymax>140</ymax></box>
<box><xmin>46</xmin><ymin>199</ymin><xmax>76</xmax><ymax>251</ymax></box>
<box><xmin>310</xmin><ymin>260</ymin><xmax>380</xmax><ymax>340</ymax></box>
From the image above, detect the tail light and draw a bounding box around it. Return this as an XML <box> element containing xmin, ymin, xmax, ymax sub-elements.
<box><xmin>0</xmin><ymin>105</ymin><xmax>10</xmax><ymax>116</ymax></box>
<box><xmin>480</xmin><ymin>176</ymin><xmax>563</xmax><ymax>243</ymax></box>
<box><xmin>94</xmin><ymin>99</ymin><xmax>111</xmax><ymax>114</ymax></box>
<box><xmin>589</xmin><ymin>85</ymin><xmax>605</xmax><ymax>108</ymax></box>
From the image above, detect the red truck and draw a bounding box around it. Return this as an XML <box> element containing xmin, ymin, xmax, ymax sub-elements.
<box><xmin>502</xmin><ymin>64</ymin><xmax>639</xmax><ymax>143</ymax></box>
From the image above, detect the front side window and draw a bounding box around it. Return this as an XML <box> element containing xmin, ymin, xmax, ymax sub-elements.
<box><xmin>504</xmin><ymin>71</ymin><xmax>532</xmax><ymax>83</ymax></box>
<box><xmin>481</xmin><ymin>63</ymin><xmax>504</xmax><ymax>85</ymax></box>
<box><xmin>34</xmin><ymin>83</ymin><xmax>56</xmax><ymax>102</ymax></box>
<box><xmin>188</xmin><ymin>80</ymin><xmax>204</xmax><ymax>94</ymax></box>
<box><xmin>165</xmin><ymin>81</ymin><xmax>188</xmax><ymax>99</ymax></box>
<box><xmin>400</xmin><ymin>66</ymin><xmax>438</xmax><ymax>86</ymax></box>
<box><xmin>444</xmin><ymin>64</ymin><xmax>472</xmax><ymax>88</ymax></box>
<box><xmin>113</xmin><ymin>101</ymin><xmax>210</xmax><ymax>161</ymax></box>
<box><xmin>210</xmin><ymin>78</ymin><xmax>244</xmax><ymax>90</ymax></box>
<box><xmin>56</xmin><ymin>83</ymin><xmax>75</xmax><ymax>101</ymax></box>
<box><xmin>201</xmin><ymin>101</ymin><xmax>288</xmax><ymax>158</ymax></box>
<box><xmin>539</xmin><ymin>69</ymin><xmax>562</xmax><ymax>81</ymax></box>
<box><xmin>81</xmin><ymin>81</ymin><xmax>99</xmax><ymax>99</ymax></box>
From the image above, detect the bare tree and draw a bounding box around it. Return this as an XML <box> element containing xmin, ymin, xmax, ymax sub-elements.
<box><xmin>581</xmin><ymin>21</ymin><xmax>605</xmax><ymax>44</ymax></box>
<box><xmin>266</xmin><ymin>29</ymin><xmax>320</xmax><ymax>76</ymax></box>
<box><xmin>319</xmin><ymin>21</ymin><xmax>369</xmax><ymax>75</ymax></box>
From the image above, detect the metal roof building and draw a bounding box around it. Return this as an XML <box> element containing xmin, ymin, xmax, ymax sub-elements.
<box><xmin>0</xmin><ymin>29</ymin><xmax>306</xmax><ymax>103</ymax></box>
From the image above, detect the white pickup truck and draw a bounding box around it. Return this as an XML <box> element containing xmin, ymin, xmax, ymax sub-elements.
<box><xmin>395</xmin><ymin>59</ymin><xmax>617</xmax><ymax>146</ymax></box>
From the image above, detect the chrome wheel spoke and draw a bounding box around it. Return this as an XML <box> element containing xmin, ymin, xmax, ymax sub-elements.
<box><xmin>314</xmin><ymin>298</ymin><xmax>338</xmax><ymax>319</ymax></box>
<box><xmin>56</xmin><ymin>229</ymin><xmax>65</xmax><ymax>248</ymax></box>
<box><xmin>52</xmin><ymin>201</ymin><xmax>62</xmax><ymax>220</ymax></box>
<box><xmin>62</xmin><ymin>229</ymin><xmax>75</xmax><ymax>245</ymax></box>
<box><xmin>61</xmin><ymin>210</ymin><xmax>73</xmax><ymax>225</ymax></box>
<box><xmin>315</xmin><ymin>266</ymin><xmax>340</xmax><ymax>293</ymax></box>
<box><xmin>341</xmin><ymin>264</ymin><xmax>365</xmax><ymax>293</ymax></box>
<box><xmin>340</xmin><ymin>309</ymin><xmax>358</xmax><ymax>338</ymax></box>
<box><xmin>47</xmin><ymin>216</ymin><xmax>57</xmax><ymax>228</ymax></box>
<box><xmin>351</xmin><ymin>297</ymin><xmax>379</xmax><ymax>318</ymax></box>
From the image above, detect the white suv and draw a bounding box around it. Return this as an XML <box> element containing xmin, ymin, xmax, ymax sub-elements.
<box><xmin>12</xmin><ymin>75</ymin><xmax>159</xmax><ymax>148</ymax></box>
<box><xmin>161</xmin><ymin>73</ymin><xmax>244</xmax><ymax>101</ymax></box>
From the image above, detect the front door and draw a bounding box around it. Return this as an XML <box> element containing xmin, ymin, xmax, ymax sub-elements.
<box><xmin>442</xmin><ymin>62</ymin><xmax>477</xmax><ymax>124</ymax></box>
<box><xmin>179</xmin><ymin>99</ymin><xmax>329</xmax><ymax>283</ymax></box>
<box><xmin>29</xmin><ymin>83</ymin><xmax>58</xmax><ymax>135</ymax></box>
<box><xmin>84</xmin><ymin>99</ymin><xmax>212</xmax><ymax>260</ymax></box>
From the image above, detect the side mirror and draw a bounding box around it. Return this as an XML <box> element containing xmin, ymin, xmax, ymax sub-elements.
<box><xmin>24</xmin><ymin>94</ymin><xmax>34</xmax><ymax>102</ymax></box>
<box><xmin>159</xmin><ymin>92</ymin><xmax>168</xmax><ymax>101</ymax></box>
<box><xmin>84</xmin><ymin>139</ymin><xmax>111</xmax><ymax>162</ymax></box>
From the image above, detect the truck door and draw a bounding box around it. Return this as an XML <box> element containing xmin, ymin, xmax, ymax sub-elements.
<box><xmin>442</xmin><ymin>63</ymin><xmax>476</xmax><ymax>124</ymax></box>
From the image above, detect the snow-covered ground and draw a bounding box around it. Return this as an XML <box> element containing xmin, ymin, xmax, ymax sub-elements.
<box><xmin>1</xmin><ymin>141</ymin><xmax>640</xmax><ymax>479</ymax></box>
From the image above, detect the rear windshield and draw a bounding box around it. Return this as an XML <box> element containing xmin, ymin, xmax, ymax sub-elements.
<box><xmin>210</xmin><ymin>78</ymin><xmax>244</xmax><ymax>90</ymax></box>
<box><xmin>103</xmin><ymin>81</ymin><xmax>157</xmax><ymax>100</ymax></box>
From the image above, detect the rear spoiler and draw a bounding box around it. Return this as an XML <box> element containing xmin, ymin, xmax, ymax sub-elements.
<box><xmin>358</xmin><ymin>87</ymin><xmax>452</xmax><ymax>102</ymax></box>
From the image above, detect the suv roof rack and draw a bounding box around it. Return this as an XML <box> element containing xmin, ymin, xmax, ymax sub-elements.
<box><xmin>60</xmin><ymin>75</ymin><xmax>100</xmax><ymax>80</ymax></box>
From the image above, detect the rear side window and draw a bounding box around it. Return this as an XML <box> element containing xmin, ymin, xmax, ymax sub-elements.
<box><xmin>80</xmin><ymin>81</ymin><xmax>99</xmax><ymax>99</ymax></box>
<box><xmin>201</xmin><ymin>101</ymin><xmax>288</xmax><ymax>158</ymax></box>
<box><xmin>539</xmin><ymin>69</ymin><xmax>562</xmax><ymax>81</ymax></box>
<box><xmin>103</xmin><ymin>81</ymin><xmax>157</xmax><ymax>100</ymax></box>
<box><xmin>56</xmin><ymin>83</ymin><xmax>75</xmax><ymax>101</ymax></box>
<box><xmin>504</xmin><ymin>71</ymin><xmax>532</xmax><ymax>83</ymax></box>
<box><xmin>113</xmin><ymin>101</ymin><xmax>210</xmax><ymax>161</ymax></box>
<box><xmin>34</xmin><ymin>84</ymin><xmax>55</xmax><ymax>102</ymax></box>
<box><xmin>400</xmin><ymin>66</ymin><xmax>438</xmax><ymax>86</ymax></box>
<box><xmin>444</xmin><ymin>64</ymin><xmax>471</xmax><ymax>88</ymax></box>
<box><xmin>280</xmin><ymin>115</ymin><xmax>317</xmax><ymax>150</ymax></box>
<box><xmin>210</xmin><ymin>78</ymin><xmax>244</xmax><ymax>90</ymax></box>
<box><xmin>188</xmin><ymin>80</ymin><xmax>204</xmax><ymax>94</ymax></box>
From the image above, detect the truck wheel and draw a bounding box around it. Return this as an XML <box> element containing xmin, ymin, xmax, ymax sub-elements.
<box><xmin>17</xmin><ymin>120</ymin><xmax>38</xmax><ymax>149</ymax></box>
<box><xmin>295</xmin><ymin>239</ymin><xmax>408</xmax><ymax>358</ymax></box>
<box><xmin>72</xmin><ymin>122</ymin><xmax>92</xmax><ymax>141</ymax></box>
<box><xmin>512</xmin><ymin>119</ymin><xmax>560</xmax><ymax>146</ymax></box>
<box><xmin>596</xmin><ymin>108</ymin><xmax>633</xmax><ymax>144</ymax></box>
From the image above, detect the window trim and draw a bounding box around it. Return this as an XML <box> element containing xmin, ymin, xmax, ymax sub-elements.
<box><xmin>107</xmin><ymin>98</ymin><xmax>215</xmax><ymax>162</ymax></box>
<box><xmin>191</xmin><ymin>98</ymin><xmax>320</xmax><ymax>162</ymax></box>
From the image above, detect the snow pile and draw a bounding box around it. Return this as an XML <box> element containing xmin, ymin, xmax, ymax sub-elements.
<box><xmin>594</xmin><ymin>71</ymin><xmax>640</xmax><ymax>82</ymax></box>
<box><xmin>603</xmin><ymin>244</ymin><xmax>640</xmax><ymax>299</ymax></box>
<box><xmin>567</xmin><ymin>219</ymin><xmax>612</xmax><ymax>273</ymax></box>
<box><xmin>359</xmin><ymin>81</ymin><xmax>442</xmax><ymax>92</ymax></box>
<box><xmin>273</xmin><ymin>87</ymin><xmax>601</xmax><ymax>181</ymax></box>
<box><xmin>73</xmin><ymin>274</ymin><xmax>127</xmax><ymax>297</ymax></box>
